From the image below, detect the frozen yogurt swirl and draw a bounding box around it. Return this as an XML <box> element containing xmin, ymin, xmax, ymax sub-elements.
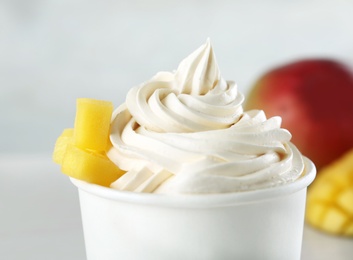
<box><xmin>108</xmin><ymin>40</ymin><xmax>304</xmax><ymax>194</ymax></box>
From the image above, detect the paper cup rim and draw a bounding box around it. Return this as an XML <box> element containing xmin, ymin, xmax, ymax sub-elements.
<box><xmin>70</xmin><ymin>157</ymin><xmax>316</xmax><ymax>208</ymax></box>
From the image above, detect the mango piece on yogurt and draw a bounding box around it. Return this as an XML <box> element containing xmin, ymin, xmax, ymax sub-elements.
<box><xmin>74</xmin><ymin>98</ymin><xmax>113</xmax><ymax>152</ymax></box>
<box><xmin>53</xmin><ymin>128</ymin><xmax>74</xmax><ymax>164</ymax></box>
<box><xmin>61</xmin><ymin>144</ymin><xmax>124</xmax><ymax>187</ymax></box>
<box><xmin>53</xmin><ymin>98</ymin><xmax>124</xmax><ymax>186</ymax></box>
<box><xmin>306</xmin><ymin>149</ymin><xmax>353</xmax><ymax>236</ymax></box>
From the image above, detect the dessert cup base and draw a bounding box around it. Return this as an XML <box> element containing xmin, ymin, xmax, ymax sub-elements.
<box><xmin>71</xmin><ymin>157</ymin><xmax>316</xmax><ymax>260</ymax></box>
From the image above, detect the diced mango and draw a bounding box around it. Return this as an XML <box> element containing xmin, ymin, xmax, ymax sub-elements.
<box><xmin>74</xmin><ymin>98</ymin><xmax>113</xmax><ymax>152</ymax></box>
<box><xmin>307</xmin><ymin>181</ymin><xmax>338</xmax><ymax>201</ymax></box>
<box><xmin>306</xmin><ymin>148</ymin><xmax>353</xmax><ymax>237</ymax></box>
<box><xmin>306</xmin><ymin>203</ymin><xmax>326</xmax><ymax>228</ymax></box>
<box><xmin>53</xmin><ymin>129</ymin><xmax>74</xmax><ymax>164</ymax></box>
<box><xmin>321</xmin><ymin>208</ymin><xmax>347</xmax><ymax>234</ymax></box>
<box><xmin>61</xmin><ymin>144</ymin><xmax>124</xmax><ymax>186</ymax></box>
<box><xmin>337</xmin><ymin>188</ymin><xmax>353</xmax><ymax>215</ymax></box>
<box><xmin>53</xmin><ymin>98</ymin><xmax>126</xmax><ymax>186</ymax></box>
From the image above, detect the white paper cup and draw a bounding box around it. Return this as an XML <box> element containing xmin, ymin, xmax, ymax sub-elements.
<box><xmin>71</xmin><ymin>157</ymin><xmax>315</xmax><ymax>260</ymax></box>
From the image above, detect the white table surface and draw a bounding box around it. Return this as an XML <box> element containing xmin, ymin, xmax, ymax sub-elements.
<box><xmin>1</xmin><ymin>154</ymin><xmax>352</xmax><ymax>260</ymax></box>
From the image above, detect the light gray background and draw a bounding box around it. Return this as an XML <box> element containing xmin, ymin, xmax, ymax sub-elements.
<box><xmin>1</xmin><ymin>0</ymin><xmax>353</xmax><ymax>154</ymax></box>
<box><xmin>1</xmin><ymin>1</ymin><xmax>353</xmax><ymax>259</ymax></box>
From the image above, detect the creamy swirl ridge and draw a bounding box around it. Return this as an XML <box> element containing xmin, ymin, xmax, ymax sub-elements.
<box><xmin>107</xmin><ymin>40</ymin><xmax>304</xmax><ymax>194</ymax></box>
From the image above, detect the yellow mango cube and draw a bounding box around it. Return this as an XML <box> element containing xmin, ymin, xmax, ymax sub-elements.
<box><xmin>61</xmin><ymin>144</ymin><xmax>124</xmax><ymax>186</ymax></box>
<box><xmin>321</xmin><ymin>208</ymin><xmax>347</xmax><ymax>234</ymax></box>
<box><xmin>74</xmin><ymin>98</ymin><xmax>113</xmax><ymax>152</ymax></box>
<box><xmin>308</xmin><ymin>181</ymin><xmax>338</xmax><ymax>201</ymax></box>
<box><xmin>337</xmin><ymin>188</ymin><xmax>353</xmax><ymax>215</ymax></box>
<box><xmin>53</xmin><ymin>98</ymin><xmax>126</xmax><ymax>186</ymax></box>
<box><xmin>306</xmin><ymin>203</ymin><xmax>326</xmax><ymax>228</ymax></box>
<box><xmin>306</xmin><ymin>148</ymin><xmax>353</xmax><ymax>237</ymax></box>
<box><xmin>53</xmin><ymin>129</ymin><xmax>74</xmax><ymax>164</ymax></box>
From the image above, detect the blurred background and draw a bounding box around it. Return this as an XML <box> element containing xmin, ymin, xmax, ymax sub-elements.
<box><xmin>1</xmin><ymin>1</ymin><xmax>353</xmax><ymax>259</ymax></box>
<box><xmin>1</xmin><ymin>0</ymin><xmax>353</xmax><ymax>154</ymax></box>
